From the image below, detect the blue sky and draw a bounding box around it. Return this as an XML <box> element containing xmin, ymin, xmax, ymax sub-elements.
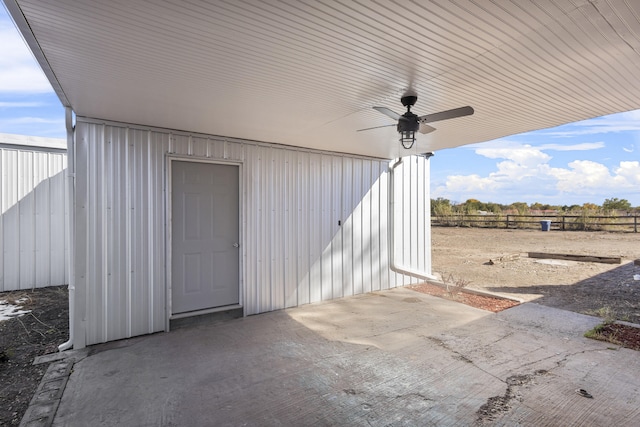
<box><xmin>432</xmin><ymin>113</ymin><xmax>640</xmax><ymax>206</ymax></box>
<box><xmin>1</xmin><ymin>7</ymin><xmax>638</xmax><ymax>207</ymax></box>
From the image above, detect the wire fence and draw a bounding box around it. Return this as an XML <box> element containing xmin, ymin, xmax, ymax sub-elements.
<box><xmin>431</xmin><ymin>214</ymin><xmax>639</xmax><ymax>232</ymax></box>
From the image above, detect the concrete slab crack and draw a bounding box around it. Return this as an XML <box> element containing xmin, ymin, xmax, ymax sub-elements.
<box><xmin>549</xmin><ymin>347</ymin><xmax>609</xmax><ymax>371</ymax></box>
<box><xmin>423</xmin><ymin>336</ymin><xmax>503</xmax><ymax>382</ymax></box>
<box><xmin>394</xmin><ymin>392</ymin><xmax>433</xmax><ymax>402</ymax></box>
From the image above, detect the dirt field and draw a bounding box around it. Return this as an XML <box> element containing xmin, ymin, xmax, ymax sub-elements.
<box><xmin>431</xmin><ymin>226</ymin><xmax>640</xmax><ymax>323</ymax></box>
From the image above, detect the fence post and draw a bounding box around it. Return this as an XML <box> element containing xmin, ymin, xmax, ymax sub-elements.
<box><xmin>635</xmin><ymin>215</ymin><xmax>637</xmax><ymax>233</ymax></box>
<box><xmin>506</xmin><ymin>215</ymin><xmax>510</xmax><ymax>229</ymax></box>
<box><xmin>562</xmin><ymin>216</ymin><xmax>565</xmax><ymax>231</ymax></box>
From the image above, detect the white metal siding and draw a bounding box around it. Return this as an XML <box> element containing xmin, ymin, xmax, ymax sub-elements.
<box><xmin>391</xmin><ymin>156</ymin><xmax>432</xmax><ymax>284</ymax></box>
<box><xmin>74</xmin><ymin>118</ymin><xmax>430</xmax><ymax>347</ymax></box>
<box><xmin>0</xmin><ymin>145</ymin><xmax>68</xmax><ymax>291</ymax></box>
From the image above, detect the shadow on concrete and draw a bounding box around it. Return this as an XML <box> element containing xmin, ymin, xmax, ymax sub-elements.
<box><xmin>48</xmin><ymin>288</ymin><xmax>640</xmax><ymax>426</ymax></box>
<box><xmin>486</xmin><ymin>262</ymin><xmax>640</xmax><ymax>323</ymax></box>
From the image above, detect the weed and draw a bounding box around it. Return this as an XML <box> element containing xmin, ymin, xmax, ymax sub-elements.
<box><xmin>584</xmin><ymin>323</ymin><xmax>606</xmax><ymax>340</ymax></box>
<box><xmin>584</xmin><ymin>322</ymin><xmax>623</xmax><ymax>347</ymax></box>
<box><xmin>586</xmin><ymin>306</ymin><xmax>617</xmax><ymax>323</ymax></box>
<box><xmin>442</xmin><ymin>273</ymin><xmax>471</xmax><ymax>298</ymax></box>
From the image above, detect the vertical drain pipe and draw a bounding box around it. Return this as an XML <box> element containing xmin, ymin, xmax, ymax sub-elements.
<box><xmin>58</xmin><ymin>107</ymin><xmax>75</xmax><ymax>351</ymax></box>
<box><xmin>388</xmin><ymin>156</ymin><xmax>438</xmax><ymax>282</ymax></box>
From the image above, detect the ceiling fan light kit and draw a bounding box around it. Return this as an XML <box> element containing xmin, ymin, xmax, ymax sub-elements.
<box><xmin>361</xmin><ymin>90</ymin><xmax>474</xmax><ymax>150</ymax></box>
<box><xmin>400</xmin><ymin>129</ymin><xmax>417</xmax><ymax>149</ymax></box>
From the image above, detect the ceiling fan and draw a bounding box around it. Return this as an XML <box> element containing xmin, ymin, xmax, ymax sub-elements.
<box><xmin>358</xmin><ymin>90</ymin><xmax>474</xmax><ymax>149</ymax></box>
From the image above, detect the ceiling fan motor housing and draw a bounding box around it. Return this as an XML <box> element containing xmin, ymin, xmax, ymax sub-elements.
<box><xmin>397</xmin><ymin>112</ymin><xmax>419</xmax><ymax>132</ymax></box>
<box><xmin>400</xmin><ymin>93</ymin><xmax>418</xmax><ymax>107</ymax></box>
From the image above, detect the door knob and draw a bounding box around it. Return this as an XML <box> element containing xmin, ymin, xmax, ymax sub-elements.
<box><xmin>233</xmin><ymin>243</ymin><xmax>239</xmax><ymax>248</ymax></box>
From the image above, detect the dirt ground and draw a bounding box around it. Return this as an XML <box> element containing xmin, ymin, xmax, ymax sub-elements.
<box><xmin>0</xmin><ymin>286</ymin><xmax>68</xmax><ymax>426</ymax></box>
<box><xmin>431</xmin><ymin>226</ymin><xmax>640</xmax><ymax>324</ymax></box>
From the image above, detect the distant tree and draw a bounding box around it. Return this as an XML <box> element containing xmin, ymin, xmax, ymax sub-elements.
<box><xmin>563</xmin><ymin>204</ymin><xmax>581</xmax><ymax>212</ymax></box>
<box><xmin>508</xmin><ymin>202</ymin><xmax>529</xmax><ymax>214</ymax></box>
<box><xmin>431</xmin><ymin>197</ymin><xmax>452</xmax><ymax>216</ymax></box>
<box><xmin>602</xmin><ymin>197</ymin><xmax>631</xmax><ymax>211</ymax></box>
<box><xmin>530</xmin><ymin>202</ymin><xmax>552</xmax><ymax>211</ymax></box>
<box><xmin>462</xmin><ymin>199</ymin><xmax>482</xmax><ymax>213</ymax></box>
<box><xmin>582</xmin><ymin>202</ymin><xmax>599</xmax><ymax>211</ymax></box>
<box><xmin>484</xmin><ymin>202</ymin><xmax>503</xmax><ymax>214</ymax></box>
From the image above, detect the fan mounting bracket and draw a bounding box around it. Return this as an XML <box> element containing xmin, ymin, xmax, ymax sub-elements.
<box><xmin>400</xmin><ymin>93</ymin><xmax>417</xmax><ymax>107</ymax></box>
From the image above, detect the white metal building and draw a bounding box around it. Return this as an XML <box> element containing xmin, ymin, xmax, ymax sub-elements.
<box><xmin>0</xmin><ymin>133</ymin><xmax>68</xmax><ymax>291</ymax></box>
<box><xmin>5</xmin><ymin>0</ymin><xmax>640</xmax><ymax>349</ymax></box>
<box><xmin>70</xmin><ymin>119</ymin><xmax>430</xmax><ymax>347</ymax></box>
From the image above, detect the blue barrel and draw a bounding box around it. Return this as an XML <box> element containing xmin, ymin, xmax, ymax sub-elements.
<box><xmin>540</xmin><ymin>220</ymin><xmax>552</xmax><ymax>231</ymax></box>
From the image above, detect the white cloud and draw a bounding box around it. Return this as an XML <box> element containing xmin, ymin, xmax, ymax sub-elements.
<box><xmin>0</xmin><ymin>115</ymin><xmax>65</xmax><ymax>138</ymax></box>
<box><xmin>434</xmin><ymin>145</ymin><xmax>640</xmax><ymax>204</ymax></box>
<box><xmin>0</xmin><ymin>101</ymin><xmax>45</xmax><ymax>108</ymax></box>
<box><xmin>433</xmin><ymin>110</ymin><xmax>640</xmax><ymax>205</ymax></box>
<box><xmin>440</xmin><ymin>174</ymin><xmax>495</xmax><ymax>192</ymax></box>
<box><xmin>539</xmin><ymin>110</ymin><xmax>640</xmax><ymax>137</ymax></box>
<box><xmin>538</xmin><ymin>142</ymin><xmax>604</xmax><ymax>151</ymax></box>
<box><xmin>615</xmin><ymin>161</ymin><xmax>640</xmax><ymax>185</ymax></box>
<box><xmin>476</xmin><ymin>146</ymin><xmax>550</xmax><ymax>168</ymax></box>
<box><xmin>0</xmin><ymin>21</ymin><xmax>52</xmax><ymax>93</ymax></box>
<box><xmin>616</xmin><ymin>110</ymin><xmax>640</xmax><ymax>121</ymax></box>
<box><xmin>548</xmin><ymin>160</ymin><xmax>624</xmax><ymax>193</ymax></box>
<box><xmin>467</xmin><ymin>139</ymin><xmax>604</xmax><ymax>153</ymax></box>
<box><xmin>0</xmin><ymin>116</ymin><xmax>61</xmax><ymax>126</ymax></box>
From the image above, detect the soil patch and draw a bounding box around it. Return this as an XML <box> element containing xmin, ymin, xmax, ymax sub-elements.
<box><xmin>585</xmin><ymin>323</ymin><xmax>640</xmax><ymax>351</ymax></box>
<box><xmin>409</xmin><ymin>282</ymin><xmax>520</xmax><ymax>312</ymax></box>
<box><xmin>0</xmin><ymin>286</ymin><xmax>68</xmax><ymax>426</ymax></box>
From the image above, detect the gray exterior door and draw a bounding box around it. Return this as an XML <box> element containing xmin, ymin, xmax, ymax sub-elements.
<box><xmin>171</xmin><ymin>161</ymin><xmax>239</xmax><ymax>315</ymax></box>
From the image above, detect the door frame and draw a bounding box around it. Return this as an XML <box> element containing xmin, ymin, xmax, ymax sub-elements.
<box><xmin>165</xmin><ymin>155</ymin><xmax>244</xmax><ymax>330</ymax></box>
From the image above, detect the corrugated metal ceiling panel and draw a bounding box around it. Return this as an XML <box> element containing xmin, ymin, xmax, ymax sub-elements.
<box><xmin>8</xmin><ymin>0</ymin><xmax>640</xmax><ymax>158</ymax></box>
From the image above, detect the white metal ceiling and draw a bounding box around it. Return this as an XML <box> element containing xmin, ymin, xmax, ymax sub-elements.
<box><xmin>6</xmin><ymin>0</ymin><xmax>640</xmax><ymax>158</ymax></box>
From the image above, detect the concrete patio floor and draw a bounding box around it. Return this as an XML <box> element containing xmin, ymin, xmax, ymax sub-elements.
<box><xmin>51</xmin><ymin>287</ymin><xmax>640</xmax><ymax>426</ymax></box>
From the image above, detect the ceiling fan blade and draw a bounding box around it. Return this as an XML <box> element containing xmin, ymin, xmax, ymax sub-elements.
<box><xmin>419</xmin><ymin>124</ymin><xmax>436</xmax><ymax>134</ymax></box>
<box><xmin>418</xmin><ymin>106</ymin><xmax>474</xmax><ymax>124</ymax></box>
<box><xmin>373</xmin><ymin>106</ymin><xmax>401</xmax><ymax>120</ymax></box>
<box><xmin>356</xmin><ymin>123</ymin><xmax>396</xmax><ymax>132</ymax></box>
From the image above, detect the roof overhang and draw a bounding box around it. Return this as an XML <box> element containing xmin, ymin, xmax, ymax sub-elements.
<box><xmin>5</xmin><ymin>0</ymin><xmax>640</xmax><ymax>159</ymax></box>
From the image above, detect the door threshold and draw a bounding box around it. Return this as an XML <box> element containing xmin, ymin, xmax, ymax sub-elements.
<box><xmin>170</xmin><ymin>304</ymin><xmax>243</xmax><ymax>320</ymax></box>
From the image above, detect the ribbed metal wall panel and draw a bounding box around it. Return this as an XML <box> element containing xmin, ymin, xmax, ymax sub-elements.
<box><xmin>0</xmin><ymin>145</ymin><xmax>68</xmax><ymax>291</ymax></box>
<box><xmin>391</xmin><ymin>156</ymin><xmax>431</xmax><ymax>285</ymax></box>
<box><xmin>74</xmin><ymin>119</ymin><xmax>430</xmax><ymax>346</ymax></box>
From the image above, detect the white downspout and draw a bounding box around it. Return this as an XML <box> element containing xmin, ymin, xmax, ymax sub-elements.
<box><xmin>58</xmin><ymin>107</ymin><xmax>75</xmax><ymax>351</ymax></box>
<box><xmin>388</xmin><ymin>156</ymin><xmax>438</xmax><ymax>282</ymax></box>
